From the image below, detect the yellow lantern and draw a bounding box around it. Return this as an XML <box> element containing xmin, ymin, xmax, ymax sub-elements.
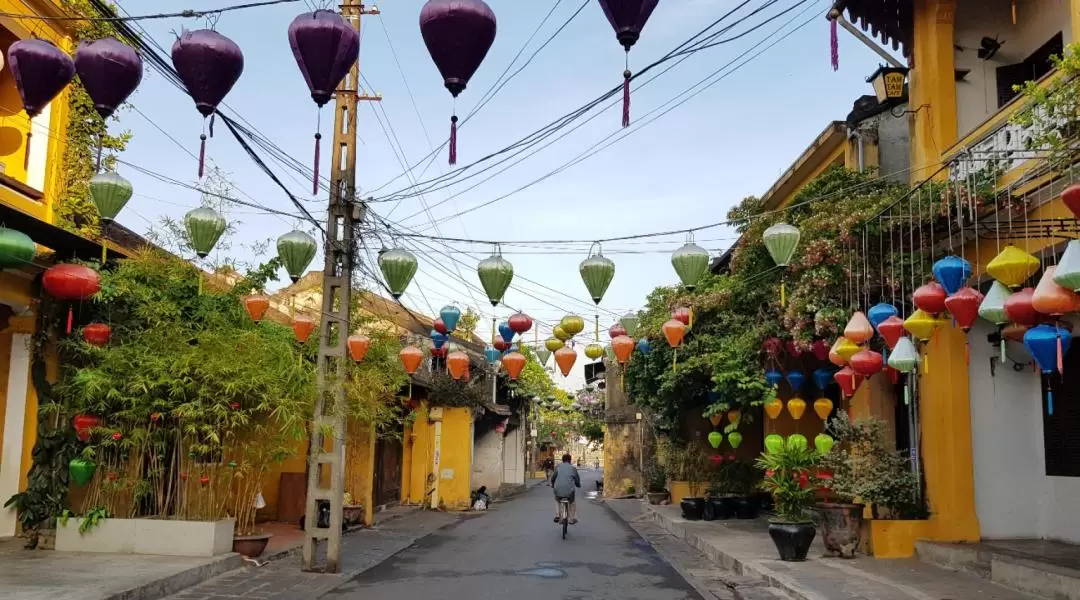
<box><xmin>987</xmin><ymin>245</ymin><xmax>1040</xmax><ymax>289</ymax></box>
<box><xmin>787</xmin><ymin>397</ymin><xmax>807</xmax><ymax>420</ymax></box>
<box><xmin>836</xmin><ymin>337</ymin><xmax>861</xmax><ymax>362</ymax></box>
<box><xmin>584</xmin><ymin>343</ymin><xmax>604</xmax><ymax>360</ymax></box>
<box><xmin>764</xmin><ymin>398</ymin><xmax>783</xmax><ymax>419</ymax></box>
<box><xmin>903</xmin><ymin>309</ymin><xmax>940</xmax><ymax>342</ymax></box>
<box><xmin>813</xmin><ymin>397</ymin><xmax>833</xmax><ymax>420</ymax></box>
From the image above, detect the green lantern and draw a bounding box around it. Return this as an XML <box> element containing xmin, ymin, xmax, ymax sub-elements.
<box><xmin>671</xmin><ymin>240</ymin><xmax>710</xmax><ymax>291</ymax></box>
<box><xmin>762</xmin><ymin>223</ymin><xmax>800</xmax><ymax>267</ymax></box>
<box><xmin>544</xmin><ymin>337</ymin><xmax>565</xmax><ymax>352</ymax></box>
<box><xmin>378</xmin><ymin>248</ymin><xmax>418</xmax><ymax>299</ymax></box>
<box><xmin>0</xmin><ymin>227</ymin><xmax>36</xmax><ymax>270</ymax></box>
<box><xmin>69</xmin><ymin>458</ymin><xmax>96</xmax><ymax>486</ymax></box>
<box><xmin>579</xmin><ymin>244</ymin><xmax>615</xmax><ymax>305</ymax></box>
<box><xmin>89</xmin><ymin>171</ymin><xmax>133</xmax><ymax>223</ymax></box>
<box><xmin>536</xmin><ymin>347</ymin><xmax>552</xmax><ymax>365</ymax></box>
<box><xmin>477</xmin><ymin>251</ymin><xmax>514</xmax><ymax>306</ymax></box>
<box><xmin>707</xmin><ymin>431</ymin><xmax>723</xmax><ymax>449</ymax></box>
<box><xmin>184</xmin><ymin>206</ymin><xmax>227</xmax><ymax>259</ymax></box>
<box><xmin>727</xmin><ymin>431</ymin><xmax>743</xmax><ymax>449</ymax></box>
<box><xmin>814</xmin><ymin>433</ymin><xmax>834</xmax><ymax>455</ymax></box>
<box><xmin>619</xmin><ymin>312</ymin><xmax>639</xmax><ymax>337</ymax></box>
<box><xmin>786</xmin><ymin>433</ymin><xmax>808</xmax><ymax>451</ymax></box>
<box><xmin>765</xmin><ymin>434</ymin><xmax>784</xmax><ymax>454</ymax></box>
<box><xmin>277</xmin><ymin>230</ymin><xmax>318</xmax><ymax>283</ymax></box>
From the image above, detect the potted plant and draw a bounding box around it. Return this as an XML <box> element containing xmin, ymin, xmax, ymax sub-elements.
<box><xmin>666</xmin><ymin>441</ymin><xmax>709</xmax><ymax>520</ymax></box>
<box><xmin>756</xmin><ymin>439</ymin><xmax>820</xmax><ymax>561</ymax></box>
<box><xmin>815</xmin><ymin>412</ymin><xmax>866</xmax><ymax>559</ymax></box>
<box><xmin>645</xmin><ymin>462</ymin><xmax>669</xmax><ymax>505</ymax></box>
<box><xmin>723</xmin><ymin>458</ymin><xmax>762</xmax><ymax>519</ymax></box>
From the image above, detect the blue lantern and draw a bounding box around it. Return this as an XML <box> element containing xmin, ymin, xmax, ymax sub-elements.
<box><xmin>498</xmin><ymin>321</ymin><xmax>514</xmax><ymax>344</ymax></box>
<box><xmin>1024</xmin><ymin>324</ymin><xmax>1072</xmax><ymax>415</ymax></box>
<box><xmin>765</xmin><ymin>370</ymin><xmax>783</xmax><ymax>387</ymax></box>
<box><xmin>484</xmin><ymin>345</ymin><xmax>500</xmax><ymax>364</ymax></box>
<box><xmin>813</xmin><ymin>367</ymin><xmax>834</xmax><ymax>391</ymax></box>
<box><xmin>867</xmin><ymin>303</ymin><xmax>899</xmax><ymax>331</ymax></box>
<box><xmin>431</xmin><ymin>329</ymin><xmax>448</xmax><ymax>349</ymax></box>
<box><xmin>505</xmin><ymin>344</ymin><xmax>519</xmax><ymax>356</ymax></box>
<box><xmin>637</xmin><ymin>337</ymin><xmax>651</xmax><ymax>354</ymax></box>
<box><xmin>786</xmin><ymin>370</ymin><xmax>806</xmax><ymax>391</ymax></box>
<box><xmin>933</xmin><ymin>256</ymin><xmax>973</xmax><ymax>295</ymax></box>
<box><xmin>440</xmin><ymin>305</ymin><xmax>462</xmax><ymax>332</ymax></box>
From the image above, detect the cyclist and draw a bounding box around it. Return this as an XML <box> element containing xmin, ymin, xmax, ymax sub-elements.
<box><xmin>551</xmin><ymin>453</ymin><xmax>581</xmax><ymax>524</ymax></box>
<box><xmin>542</xmin><ymin>456</ymin><xmax>555</xmax><ymax>485</ymax></box>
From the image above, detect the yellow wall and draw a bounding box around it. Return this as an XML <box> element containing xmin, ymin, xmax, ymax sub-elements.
<box><xmin>402</xmin><ymin>404</ymin><xmax>473</xmax><ymax>510</ymax></box>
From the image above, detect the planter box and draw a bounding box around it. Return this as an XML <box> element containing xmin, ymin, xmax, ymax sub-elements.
<box><xmin>667</xmin><ymin>480</ymin><xmax>706</xmax><ymax>506</ymax></box>
<box><xmin>56</xmin><ymin>518</ymin><xmax>234</xmax><ymax>557</ymax></box>
<box><xmin>869</xmin><ymin>519</ymin><xmax>929</xmax><ymax>558</ymax></box>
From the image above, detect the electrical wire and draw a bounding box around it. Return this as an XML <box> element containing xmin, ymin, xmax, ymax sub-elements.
<box><xmin>0</xmin><ymin>0</ymin><xmax>301</xmax><ymax>21</ymax></box>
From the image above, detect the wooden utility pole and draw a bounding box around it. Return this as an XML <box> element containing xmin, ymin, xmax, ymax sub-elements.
<box><xmin>302</xmin><ymin>1</ymin><xmax>382</xmax><ymax>573</ymax></box>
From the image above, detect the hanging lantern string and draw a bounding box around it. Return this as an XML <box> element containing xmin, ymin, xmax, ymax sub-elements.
<box><xmin>95</xmin><ymin>130</ymin><xmax>105</xmax><ymax>174</ymax></box>
<box><xmin>968</xmin><ymin>161</ymin><xmax>980</xmax><ymax>280</ymax></box>
<box><xmin>198</xmin><ymin>119</ymin><xmax>207</xmax><ymax>180</ymax></box>
<box><xmin>919</xmin><ymin>186</ymin><xmax>927</xmax><ymax>280</ymax></box>
<box><xmin>879</xmin><ymin>216</ymin><xmax>886</xmax><ymax>302</ymax></box>
<box><xmin>622</xmin><ymin>50</ymin><xmax>631</xmax><ymax>128</ymax></box>
<box><xmin>908</xmin><ymin>189</ymin><xmax>916</xmax><ymax>314</ymax></box>
<box><xmin>863</xmin><ymin>225</ymin><xmax>870</xmax><ymax>310</ymax></box>
<box><xmin>312</xmin><ymin>107</ymin><xmax>322</xmax><ymax>196</ymax></box>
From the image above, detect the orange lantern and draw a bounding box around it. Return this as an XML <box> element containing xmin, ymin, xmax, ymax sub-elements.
<box><xmin>554</xmin><ymin>346</ymin><xmax>577</xmax><ymax>376</ymax></box>
<box><xmin>244</xmin><ymin>294</ymin><xmax>270</xmax><ymax>323</ymax></box>
<box><xmin>348</xmin><ymin>335</ymin><xmax>371</xmax><ymax>362</ymax></box>
<box><xmin>662</xmin><ymin>318</ymin><xmax>686</xmax><ymax>347</ymax></box>
<box><xmin>727</xmin><ymin>409</ymin><xmax>740</xmax><ymax>424</ymax></box>
<box><xmin>843</xmin><ymin>311</ymin><xmax>873</xmax><ymax>344</ymax></box>
<box><xmin>708</xmin><ymin>414</ymin><xmax>723</xmax><ymax>427</ymax></box>
<box><xmin>1033</xmin><ymin>266</ymin><xmax>1079</xmax><ymax>316</ymax></box>
<box><xmin>828</xmin><ymin>338</ymin><xmax>847</xmax><ymax>367</ymax></box>
<box><xmin>502</xmin><ymin>351</ymin><xmax>526</xmax><ymax>380</ymax></box>
<box><xmin>447</xmin><ymin>351</ymin><xmax>469</xmax><ymax>380</ymax></box>
<box><xmin>292</xmin><ymin>315</ymin><xmax>316</xmax><ymax>343</ymax></box>
<box><xmin>611</xmin><ymin>335</ymin><xmax>634</xmax><ymax>364</ymax></box>
<box><xmin>764</xmin><ymin>398</ymin><xmax>783</xmax><ymax>419</ymax></box>
<box><xmin>399</xmin><ymin>345</ymin><xmax>424</xmax><ymax>374</ymax></box>
<box><xmin>787</xmin><ymin>397</ymin><xmax>807</xmax><ymax>420</ymax></box>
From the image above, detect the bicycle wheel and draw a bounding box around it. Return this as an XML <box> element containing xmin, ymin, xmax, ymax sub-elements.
<box><xmin>562</xmin><ymin>514</ymin><xmax>568</xmax><ymax>539</ymax></box>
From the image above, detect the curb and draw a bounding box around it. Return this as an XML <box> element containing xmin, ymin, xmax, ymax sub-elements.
<box><xmin>102</xmin><ymin>553</ymin><xmax>243</xmax><ymax>600</ymax></box>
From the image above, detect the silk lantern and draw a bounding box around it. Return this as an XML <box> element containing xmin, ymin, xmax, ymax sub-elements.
<box><xmin>637</xmin><ymin>337</ymin><xmax>651</xmax><ymax>355</ymax></box>
<box><xmin>560</xmin><ymin>314</ymin><xmax>586</xmax><ymax>336</ymax></box>
<box><xmin>1033</xmin><ymin>266</ymin><xmax>1080</xmax><ymax>316</ymax></box>
<box><xmin>580</xmin><ymin>246</ymin><xmax>615</xmax><ymax>304</ymax></box>
<box><xmin>585</xmin><ymin>343</ymin><xmax>604</xmax><ymax>360</ymax></box>
<box><xmin>83</xmin><ymin>323</ymin><xmax>111</xmax><ymax>347</ymax></box>
<box><xmin>662</xmin><ymin>318</ymin><xmax>685</xmax><ymax>347</ymax></box>
<box><xmin>815</xmin><ymin>434</ymin><xmax>835</xmax><ymax>455</ymax></box>
<box><xmin>988</xmin><ymin>245</ymin><xmax>1040</xmax><ymax>288</ymax></box>
<box><xmin>765</xmin><ymin>434</ymin><xmax>784</xmax><ymax>454</ymax></box>
<box><xmin>493</xmin><ymin>336</ymin><xmax>510</xmax><ymax>352</ymax></box>
<box><xmin>8</xmin><ymin>39</ymin><xmax>74</xmax><ymax>166</ymax></box>
<box><xmin>447</xmin><ymin>351</ymin><xmax>470</xmax><ymax>380</ymax></box>
<box><xmin>553</xmin><ymin>325</ymin><xmax>571</xmax><ymax>342</ymax></box>
<box><xmin>43</xmin><ymin>264</ymin><xmax>100</xmax><ymax>334</ymax></box>
<box><xmin>292</xmin><ymin>315</ymin><xmax>316</xmax><ymax>343</ymax></box>
<box><xmin>0</xmin><ymin>227</ymin><xmax>35</xmax><ymax>269</ymax></box>
<box><xmin>877</xmin><ymin>315</ymin><xmax>905</xmax><ymax>349</ymax></box>
<box><xmin>498</xmin><ymin>320</ymin><xmax>515</xmax><ymax>344</ymax></box>
<box><xmin>508</xmin><ymin>312</ymin><xmax>533</xmax><ymax>335</ymax></box>
<box><xmin>728</xmin><ymin>409</ymin><xmax>740</xmax><ymax>424</ymax></box>
<box><xmin>545</xmin><ymin>337</ymin><xmax>564</xmax><ymax>352</ymax></box>
<box><xmin>764</xmin><ymin>398</ymin><xmax>783</xmax><ymax>420</ymax></box>
<box><xmin>184</xmin><ymin>206</ymin><xmax>227</xmax><ymax>259</ymax></box>
<box><xmin>69</xmin><ymin>457</ymin><xmax>96</xmax><ymax>486</ymax></box>
<box><xmin>277</xmin><ymin>230</ymin><xmax>318</xmax><ymax>283</ymax></box>
<box><xmin>981</xmin><ymin>280</ymin><xmax>1012</xmax><ymax>361</ymax></box>
<box><xmin>762</xmin><ymin>222</ymin><xmax>800</xmax><ymax>305</ymax></box>
<box><xmin>812</xmin><ymin>368</ymin><xmax>834</xmax><ymax>391</ymax></box>
<box><xmin>671</xmin><ymin>241</ymin><xmax>709</xmax><ymax>291</ymax></box>
<box><xmin>765</xmin><ymin>370</ymin><xmax>783</xmax><ymax>387</ymax></box>
<box><xmin>420</xmin><ymin>0</ymin><xmax>497</xmax><ymax>164</ymax></box>
<box><xmin>834</xmin><ymin>366</ymin><xmax>863</xmax><ymax>397</ymax></box>
<box><xmin>288</xmin><ymin>10</ymin><xmax>360</xmax><ymax>193</ymax></box>
<box><xmin>850</xmin><ymin>349</ymin><xmax>884</xmax><ymax>376</ymax></box>
<box><xmin>1055</xmin><ymin>241</ymin><xmax>1080</xmax><ymax>291</ymax></box>
<box><xmin>89</xmin><ymin>171</ymin><xmax>133</xmax><ymax>225</ymax></box>
<box><xmin>399</xmin><ymin>346</ymin><xmax>424</xmax><ymax>374</ymax></box>
<box><xmin>378</xmin><ymin>248</ymin><xmax>418</xmax><ymax>299</ymax></box>
<box><xmin>431</xmin><ymin>329</ymin><xmax>449</xmax><ymax>349</ymax></box>
<box><xmin>868</xmin><ymin>302</ymin><xmax>899</xmax><ymax>331</ymax></box>
<box><xmin>787</xmin><ymin>397</ymin><xmax>807</xmax><ymax>420</ymax></box>
<box><xmin>828</xmin><ymin>338</ymin><xmax>847</xmax><ymax>367</ymax></box>
<box><xmin>554</xmin><ymin>346</ymin><xmax>577</xmax><ymax>376</ymax></box>
<box><xmin>484</xmin><ymin>345</ymin><xmax>500</xmax><ymax>364</ymax></box>
<box><xmin>1064</xmin><ymin>184</ymin><xmax>1080</xmax><ymax>220</ymax></box>
<box><xmin>913</xmin><ymin>282</ymin><xmax>947</xmax><ymax>315</ymax></box>
<box><xmin>844</xmin><ymin>312</ymin><xmax>874</xmax><ymax>344</ymax></box>
<box><xmin>836</xmin><ymin>337</ymin><xmax>861</xmax><ymax>362</ymax></box>
<box><xmin>811</xmin><ymin>339</ymin><xmax>830</xmax><ymax>361</ymax></box>
<box><xmin>620</xmin><ymin>312</ymin><xmax>640</xmax><ymax>337</ymax></box>
<box><xmin>787</xmin><ymin>434</ymin><xmax>808</xmax><ymax>451</ymax></box>
<box><xmin>433</xmin><ymin>318</ymin><xmax>449</xmax><ymax>335</ymax></box>
<box><xmin>243</xmin><ymin>294</ymin><xmax>270</xmax><ymax>323</ymax></box>
<box><xmin>536</xmin><ymin>347</ymin><xmax>552</xmax><ymax>365</ymax></box>
<box><xmin>786</xmin><ymin>370</ymin><xmax>806</xmax><ymax>391</ymax></box>
<box><xmin>609</xmin><ymin>323</ymin><xmax>628</xmax><ymax>339</ymax></box>
<box><xmin>707</xmin><ymin>431</ymin><xmax>723</xmax><ymax>449</ymax></box>
<box><xmin>887</xmin><ymin>336</ymin><xmax>919</xmax><ymax>374</ymax></box>
<box><xmin>597</xmin><ymin>0</ymin><xmax>659</xmax><ymax>126</ymax></box>
<box><xmin>502</xmin><ymin>351</ymin><xmax>526</xmax><ymax>380</ymax></box>
<box><xmin>348</xmin><ymin>335</ymin><xmax>371</xmax><ymax>362</ymax></box>
<box><xmin>440</xmin><ymin>305</ymin><xmax>462</xmax><ymax>332</ymax></box>
<box><xmin>77</xmin><ymin>37</ymin><xmax>143</xmax><ymax>119</ymax></box>
<box><xmin>1005</xmin><ymin>288</ymin><xmax>1039</xmax><ymax>326</ymax></box>
<box><xmin>612</xmin><ymin>335</ymin><xmax>634</xmax><ymax>364</ymax></box>
<box><xmin>903</xmin><ymin>309</ymin><xmax>940</xmax><ymax>342</ymax></box>
<box><xmin>171</xmin><ymin>29</ymin><xmax>244</xmax><ymax>178</ymax></box>
<box><xmin>946</xmin><ymin>287</ymin><xmax>983</xmax><ymax>332</ymax></box>
<box><xmin>477</xmin><ymin>249</ymin><xmax>513</xmax><ymax>306</ymax></box>
<box><xmin>785</xmin><ymin>340</ymin><xmax>803</xmax><ymax>358</ymax></box>
<box><xmin>763</xmin><ymin>336</ymin><xmax>784</xmax><ymax>358</ymax></box>
<box><xmin>813</xmin><ymin>397</ymin><xmax>833</xmax><ymax>420</ymax></box>
<box><xmin>708</xmin><ymin>413</ymin><xmax>723</xmax><ymax>427</ymax></box>
<box><xmin>727</xmin><ymin>431</ymin><xmax>743</xmax><ymax>449</ymax></box>
<box><xmin>933</xmin><ymin>255</ymin><xmax>973</xmax><ymax>295</ymax></box>
<box><xmin>672</xmin><ymin>307</ymin><xmax>691</xmax><ymax>327</ymax></box>
<box><xmin>1024</xmin><ymin>323</ymin><xmax>1072</xmax><ymax>414</ymax></box>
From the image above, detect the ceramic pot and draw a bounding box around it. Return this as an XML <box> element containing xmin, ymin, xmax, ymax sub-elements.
<box><xmin>815</xmin><ymin>502</ymin><xmax>864</xmax><ymax>558</ymax></box>
<box><xmin>768</xmin><ymin>522</ymin><xmax>816</xmax><ymax>561</ymax></box>
<box><xmin>232</xmin><ymin>532</ymin><xmax>272</xmax><ymax>558</ymax></box>
<box><xmin>680</xmin><ymin>497</ymin><xmax>706</xmax><ymax>520</ymax></box>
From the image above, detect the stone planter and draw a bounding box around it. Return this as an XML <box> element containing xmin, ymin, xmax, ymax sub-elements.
<box><xmin>732</xmin><ymin>495</ymin><xmax>760</xmax><ymax>520</ymax></box>
<box><xmin>815</xmin><ymin>502</ymin><xmax>864</xmax><ymax>558</ymax></box>
<box><xmin>679</xmin><ymin>497</ymin><xmax>706</xmax><ymax>521</ymax></box>
<box><xmin>768</xmin><ymin>522</ymin><xmax>816</xmax><ymax>561</ymax></box>
<box><xmin>703</xmin><ymin>497</ymin><xmax>733</xmax><ymax>521</ymax></box>
<box><xmin>343</xmin><ymin>505</ymin><xmax>364</xmax><ymax>526</ymax></box>
<box><xmin>56</xmin><ymin>518</ymin><xmax>234</xmax><ymax>556</ymax></box>
<box><xmin>233</xmin><ymin>532</ymin><xmax>272</xmax><ymax>557</ymax></box>
<box><xmin>646</xmin><ymin>492</ymin><xmax>669</xmax><ymax>505</ymax></box>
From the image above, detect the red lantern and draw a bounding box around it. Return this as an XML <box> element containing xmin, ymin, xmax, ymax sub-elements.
<box><xmin>83</xmin><ymin>323</ymin><xmax>111</xmax><ymax>347</ymax></box>
<box><xmin>834</xmin><ymin>366</ymin><xmax>863</xmax><ymax>398</ymax></box>
<box><xmin>43</xmin><ymin>264</ymin><xmax>101</xmax><ymax>333</ymax></box>
<box><xmin>73</xmin><ymin>414</ymin><xmax>101</xmax><ymax>442</ymax></box>
<box><xmin>662</xmin><ymin>319</ymin><xmax>685</xmax><ymax>348</ymax></box>
<box><xmin>1005</xmin><ymin>288</ymin><xmax>1039</xmax><ymax>327</ymax></box>
<box><xmin>608</xmin><ymin>323</ymin><xmax>627</xmax><ymax>339</ymax></box>
<box><xmin>199</xmin><ymin>474</ymin><xmax>210</xmax><ymax>486</ymax></box>
<box><xmin>1063</xmin><ymin>184</ymin><xmax>1080</xmax><ymax>220</ymax></box>
<box><xmin>399</xmin><ymin>346</ymin><xmax>423</xmax><ymax>374</ymax></box>
<box><xmin>709</xmin><ymin>454</ymin><xmax>724</xmax><ymax>469</ymax></box>
<box><xmin>502</xmin><ymin>351</ymin><xmax>526</xmax><ymax>380</ymax></box>
<box><xmin>811</xmin><ymin>339</ymin><xmax>829</xmax><ymax>361</ymax></box>
<box><xmin>433</xmin><ymin>318</ymin><xmax>449</xmax><ymax>334</ymax></box>
<box><xmin>763</xmin><ymin>336</ymin><xmax>783</xmax><ymax>358</ymax></box>
<box><xmin>348</xmin><ymin>335</ymin><xmax>371</xmax><ymax>362</ymax></box>
<box><xmin>292</xmin><ymin>315</ymin><xmax>316</xmax><ymax>343</ymax></box>
<box><xmin>508</xmin><ymin>312</ymin><xmax>533</xmax><ymax>335</ymax></box>
<box><xmin>945</xmin><ymin>287</ymin><xmax>983</xmax><ymax>332</ymax></box>
<box><xmin>913</xmin><ymin>282</ymin><xmax>947</xmax><ymax>315</ymax></box>
<box><xmin>493</xmin><ymin>336</ymin><xmax>510</xmax><ymax>352</ymax></box>
<box><xmin>612</xmin><ymin>335</ymin><xmax>634</xmax><ymax>364</ymax></box>
<box><xmin>785</xmin><ymin>340</ymin><xmax>803</xmax><ymax>358</ymax></box>
<box><xmin>849</xmin><ymin>349</ymin><xmax>884</xmax><ymax>377</ymax></box>
<box><xmin>673</xmin><ymin>307</ymin><xmax>691</xmax><ymax>326</ymax></box>
<box><xmin>447</xmin><ymin>351</ymin><xmax>470</xmax><ymax>380</ymax></box>
<box><xmin>243</xmin><ymin>294</ymin><xmax>270</xmax><ymax>323</ymax></box>
<box><xmin>430</xmin><ymin>346</ymin><xmax>448</xmax><ymax>358</ymax></box>
<box><xmin>877</xmin><ymin>315</ymin><xmax>905</xmax><ymax>349</ymax></box>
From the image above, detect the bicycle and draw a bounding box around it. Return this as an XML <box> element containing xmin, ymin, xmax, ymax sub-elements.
<box><xmin>556</xmin><ymin>497</ymin><xmax>570</xmax><ymax>539</ymax></box>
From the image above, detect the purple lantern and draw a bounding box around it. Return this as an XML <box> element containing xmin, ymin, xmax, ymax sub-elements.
<box><xmin>171</xmin><ymin>29</ymin><xmax>244</xmax><ymax>178</ymax></box>
<box><xmin>419</xmin><ymin>0</ymin><xmax>497</xmax><ymax>166</ymax></box>
<box><xmin>75</xmin><ymin>38</ymin><xmax>143</xmax><ymax>120</ymax></box>
<box><xmin>597</xmin><ymin>0</ymin><xmax>660</xmax><ymax>127</ymax></box>
<box><xmin>288</xmin><ymin>10</ymin><xmax>359</xmax><ymax>195</ymax></box>
<box><xmin>8</xmin><ymin>39</ymin><xmax>75</xmax><ymax>168</ymax></box>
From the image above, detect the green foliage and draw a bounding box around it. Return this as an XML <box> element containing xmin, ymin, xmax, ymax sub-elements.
<box><xmin>55</xmin><ymin>0</ymin><xmax>133</xmax><ymax>235</ymax></box>
<box><xmin>427</xmin><ymin>371</ymin><xmax>489</xmax><ymax>408</ymax></box>
<box><xmin>819</xmin><ymin>412</ymin><xmax>922</xmax><ymax>516</ymax></box>
<box><xmin>58</xmin><ymin>506</ymin><xmax>109</xmax><ymax>534</ymax></box>
<box><xmin>455</xmin><ymin>308</ymin><xmax>481</xmax><ymax>339</ymax></box>
<box><xmin>1013</xmin><ymin>43</ymin><xmax>1080</xmax><ymax>170</ymax></box>
<box><xmin>756</xmin><ymin>444</ymin><xmax>820</xmax><ymax>523</ymax></box>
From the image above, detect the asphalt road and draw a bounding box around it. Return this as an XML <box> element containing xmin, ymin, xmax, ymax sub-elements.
<box><xmin>323</xmin><ymin>469</ymin><xmax>703</xmax><ymax>600</ymax></box>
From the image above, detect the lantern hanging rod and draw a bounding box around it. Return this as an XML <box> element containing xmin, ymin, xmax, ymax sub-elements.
<box><xmin>973</xmin><ymin>219</ymin><xmax>1080</xmax><ymax>242</ymax></box>
<box><xmin>827</xmin><ymin>9</ymin><xmax>905</xmax><ymax>69</ymax></box>
<box><xmin>0</xmin><ymin>0</ymin><xmax>303</xmax><ymax>22</ymax></box>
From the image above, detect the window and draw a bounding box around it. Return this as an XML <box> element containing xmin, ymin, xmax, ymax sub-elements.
<box><xmin>1042</xmin><ymin>340</ymin><xmax>1080</xmax><ymax>477</ymax></box>
<box><xmin>996</xmin><ymin>32</ymin><xmax>1064</xmax><ymax>108</ymax></box>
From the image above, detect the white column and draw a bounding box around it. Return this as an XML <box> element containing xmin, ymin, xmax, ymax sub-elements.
<box><xmin>0</xmin><ymin>333</ymin><xmax>31</xmax><ymax>537</ymax></box>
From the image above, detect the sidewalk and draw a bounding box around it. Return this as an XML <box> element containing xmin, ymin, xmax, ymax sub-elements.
<box><xmin>607</xmin><ymin>500</ymin><xmax>1042</xmax><ymax>600</ymax></box>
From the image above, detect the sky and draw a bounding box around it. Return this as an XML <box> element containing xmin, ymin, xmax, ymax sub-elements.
<box><xmin>108</xmin><ymin>0</ymin><xmax>898</xmax><ymax>355</ymax></box>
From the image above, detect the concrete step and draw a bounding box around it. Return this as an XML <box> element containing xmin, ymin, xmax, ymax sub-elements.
<box><xmin>917</xmin><ymin>540</ymin><xmax>1080</xmax><ymax>600</ymax></box>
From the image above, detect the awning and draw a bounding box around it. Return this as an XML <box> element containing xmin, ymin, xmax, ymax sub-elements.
<box><xmin>0</xmin><ymin>203</ymin><xmax>130</xmax><ymax>262</ymax></box>
<box><xmin>833</xmin><ymin>0</ymin><xmax>914</xmax><ymax>58</ymax></box>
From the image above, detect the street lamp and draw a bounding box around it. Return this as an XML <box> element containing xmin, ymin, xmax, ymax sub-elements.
<box><xmin>867</xmin><ymin>66</ymin><xmax>908</xmax><ymax>104</ymax></box>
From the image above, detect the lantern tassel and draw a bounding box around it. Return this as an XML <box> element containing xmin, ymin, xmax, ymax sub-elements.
<box><xmin>66</xmin><ymin>305</ymin><xmax>73</xmax><ymax>335</ymax></box>
<box><xmin>1048</xmin><ymin>389</ymin><xmax>1053</xmax><ymax>415</ymax></box>
<box><xmin>23</xmin><ymin>131</ymin><xmax>31</xmax><ymax>171</ymax></box>
<box><xmin>923</xmin><ymin>352</ymin><xmax>929</xmax><ymax>374</ymax></box>
<box><xmin>1000</xmin><ymin>330</ymin><xmax>1007</xmax><ymax>363</ymax></box>
<box><xmin>965</xmin><ymin>341</ymin><xmax>970</xmax><ymax>365</ymax></box>
<box><xmin>595</xmin><ymin>314</ymin><xmax>599</xmax><ymax>342</ymax></box>
<box><xmin>673</xmin><ymin>348</ymin><xmax>677</xmax><ymax>372</ymax></box>
<box><xmin>622</xmin><ymin>70</ymin><xmax>631</xmax><ymax>128</ymax></box>
<box><xmin>830</xmin><ymin>17</ymin><xmax>839</xmax><ymax>71</ymax></box>
<box><xmin>904</xmin><ymin>383</ymin><xmax>910</xmax><ymax>406</ymax></box>
<box><xmin>780</xmin><ymin>281</ymin><xmax>786</xmax><ymax>307</ymax></box>
<box><xmin>198</xmin><ymin>134</ymin><xmax>207</xmax><ymax>179</ymax></box>
<box><xmin>312</xmin><ymin>133</ymin><xmax>321</xmax><ymax>196</ymax></box>
<box><xmin>449</xmin><ymin>115</ymin><xmax>458</xmax><ymax>166</ymax></box>
<box><xmin>1011</xmin><ymin>0</ymin><xmax>1017</xmax><ymax>24</ymax></box>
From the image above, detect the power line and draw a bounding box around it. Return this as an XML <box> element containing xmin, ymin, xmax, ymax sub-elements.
<box><xmin>0</xmin><ymin>0</ymin><xmax>300</xmax><ymax>21</ymax></box>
